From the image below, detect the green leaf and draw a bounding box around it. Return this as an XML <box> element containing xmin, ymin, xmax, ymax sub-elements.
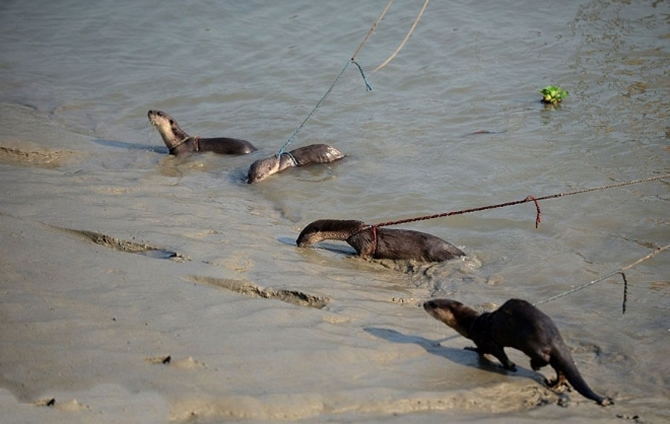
<box><xmin>539</xmin><ymin>85</ymin><xmax>568</xmax><ymax>104</ymax></box>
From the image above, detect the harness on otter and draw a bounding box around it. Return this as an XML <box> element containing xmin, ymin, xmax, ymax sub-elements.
<box><xmin>168</xmin><ymin>136</ymin><xmax>201</xmax><ymax>155</ymax></box>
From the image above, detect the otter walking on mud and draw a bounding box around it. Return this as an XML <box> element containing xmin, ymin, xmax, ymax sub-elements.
<box><xmin>247</xmin><ymin>144</ymin><xmax>345</xmax><ymax>183</ymax></box>
<box><xmin>148</xmin><ymin>110</ymin><xmax>257</xmax><ymax>155</ymax></box>
<box><xmin>423</xmin><ymin>298</ymin><xmax>612</xmax><ymax>405</ymax></box>
<box><xmin>296</xmin><ymin>219</ymin><xmax>464</xmax><ymax>262</ymax></box>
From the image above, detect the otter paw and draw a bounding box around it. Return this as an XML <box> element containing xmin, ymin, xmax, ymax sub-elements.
<box><xmin>598</xmin><ymin>397</ymin><xmax>613</xmax><ymax>406</ymax></box>
<box><xmin>503</xmin><ymin>363</ymin><xmax>517</xmax><ymax>372</ymax></box>
<box><xmin>546</xmin><ymin>374</ymin><xmax>568</xmax><ymax>389</ymax></box>
<box><xmin>546</xmin><ymin>378</ymin><xmax>568</xmax><ymax>394</ymax></box>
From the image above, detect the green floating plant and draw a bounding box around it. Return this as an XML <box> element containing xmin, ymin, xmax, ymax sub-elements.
<box><xmin>539</xmin><ymin>85</ymin><xmax>569</xmax><ymax>104</ymax></box>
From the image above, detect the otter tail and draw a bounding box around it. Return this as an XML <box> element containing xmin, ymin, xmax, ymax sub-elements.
<box><xmin>551</xmin><ymin>352</ymin><xmax>610</xmax><ymax>405</ymax></box>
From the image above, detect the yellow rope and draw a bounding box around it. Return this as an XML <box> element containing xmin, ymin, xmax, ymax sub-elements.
<box><xmin>351</xmin><ymin>0</ymin><xmax>394</xmax><ymax>61</ymax></box>
<box><xmin>374</xmin><ymin>0</ymin><xmax>430</xmax><ymax>72</ymax></box>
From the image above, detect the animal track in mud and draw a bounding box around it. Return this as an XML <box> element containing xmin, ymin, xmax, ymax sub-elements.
<box><xmin>187</xmin><ymin>275</ymin><xmax>329</xmax><ymax>309</ymax></box>
<box><xmin>51</xmin><ymin>225</ymin><xmax>186</xmax><ymax>261</ymax></box>
<box><xmin>146</xmin><ymin>355</ymin><xmax>172</xmax><ymax>365</ymax></box>
<box><xmin>145</xmin><ymin>355</ymin><xmax>205</xmax><ymax>369</ymax></box>
<box><xmin>34</xmin><ymin>398</ymin><xmax>56</xmax><ymax>407</ymax></box>
<box><xmin>33</xmin><ymin>397</ymin><xmax>89</xmax><ymax>411</ymax></box>
<box><xmin>0</xmin><ymin>144</ymin><xmax>85</xmax><ymax>168</ymax></box>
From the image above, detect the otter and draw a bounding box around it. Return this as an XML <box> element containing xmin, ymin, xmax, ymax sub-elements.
<box><xmin>423</xmin><ymin>298</ymin><xmax>612</xmax><ymax>405</ymax></box>
<box><xmin>147</xmin><ymin>110</ymin><xmax>256</xmax><ymax>155</ymax></box>
<box><xmin>247</xmin><ymin>144</ymin><xmax>345</xmax><ymax>183</ymax></box>
<box><xmin>296</xmin><ymin>219</ymin><xmax>464</xmax><ymax>262</ymax></box>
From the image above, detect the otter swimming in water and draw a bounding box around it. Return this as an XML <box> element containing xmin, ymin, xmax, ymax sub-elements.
<box><xmin>296</xmin><ymin>219</ymin><xmax>464</xmax><ymax>262</ymax></box>
<box><xmin>247</xmin><ymin>144</ymin><xmax>345</xmax><ymax>183</ymax></box>
<box><xmin>147</xmin><ymin>110</ymin><xmax>257</xmax><ymax>155</ymax></box>
<box><xmin>423</xmin><ymin>298</ymin><xmax>612</xmax><ymax>405</ymax></box>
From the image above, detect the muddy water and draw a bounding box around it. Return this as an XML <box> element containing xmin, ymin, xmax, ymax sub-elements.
<box><xmin>0</xmin><ymin>0</ymin><xmax>668</xmax><ymax>422</ymax></box>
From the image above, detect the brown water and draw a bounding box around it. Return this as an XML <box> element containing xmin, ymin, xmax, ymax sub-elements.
<box><xmin>0</xmin><ymin>1</ymin><xmax>668</xmax><ymax>422</ymax></box>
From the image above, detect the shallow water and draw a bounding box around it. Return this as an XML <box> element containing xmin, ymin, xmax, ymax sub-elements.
<box><xmin>0</xmin><ymin>0</ymin><xmax>669</xmax><ymax>422</ymax></box>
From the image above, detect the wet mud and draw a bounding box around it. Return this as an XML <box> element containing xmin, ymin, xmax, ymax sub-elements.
<box><xmin>0</xmin><ymin>142</ymin><xmax>86</xmax><ymax>168</ymax></box>
<box><xmin>51</xmin><ymin>225</ymin><xmax>186</xmax><ymax>261</ymax></box>
<box><xmin>187</xmin><ymin>275</ymin><xmax>330</xmax><ymax>309</ymax></box>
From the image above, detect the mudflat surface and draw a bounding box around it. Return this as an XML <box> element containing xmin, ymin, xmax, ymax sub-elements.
<box><xmin>1</xmin><ymin>1</ymin><xmax>668</xmax><ymax>423</ymax></box>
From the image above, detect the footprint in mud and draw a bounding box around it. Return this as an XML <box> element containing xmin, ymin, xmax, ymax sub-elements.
<box><xmin>145</xmin><ymin>355</ymin><xmax>205</xmax><ymax>369</ymax></box>
<box><xmin>146</xmin><ymin>355</ymin><xmax>173</xmax><ymax>365</ymax></box>
<box><xmin>187</xmin><ymin>275</ymin><xmax>329</xmax><ymax>309</ymax></box>
<box><xmin>50</xmin><ymin>225</ymin><xmax>187</xmax><ymax>261</ymax></box>
<box><xmin>34</xmin><ymin>398</ymin><xmax>56</xmax><ymax>407</ymax></box>
<box><xmin>0</xmin><ymin>142</ymin><xmax>86</xmax><ymax>169</ymax></box>
<box><xmin>34</xmin><ymin>397</ymin><xmax>90</xmax><ymax>411</ymax></box>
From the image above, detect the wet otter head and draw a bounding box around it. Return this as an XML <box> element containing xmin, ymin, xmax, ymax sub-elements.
<box><xmin>247</xmin><ymin>156</ymin><xmax>281</xmax><ymax>183</ymax></box>
<box><xmin>248</xmin><ymin>153</ymin><xmax>301</xmax><ymax>183</ymax></box>
<box><xmin>296</xmin><ymin>219</ymin><xmax>367</xmax><ymax>247</ymax></box>
<box><xmin>423</xmin><ymin>299</ymin><xmax>479</xmax><ymax>338</ymax></box>
<box><xmin>147</xmin><ymin>110</ymin><xmax>189</xmax><ymax>149</ymax></box>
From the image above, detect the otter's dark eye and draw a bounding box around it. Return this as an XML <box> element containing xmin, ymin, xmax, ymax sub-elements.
<box><xmin>169</xmin><ymin>119</ymin><xmax>174</xmax><ymax>125</ymax></box>
<box><xmin>157</xmin><ymin>111</ymin><xmax>164</xmax><ymax>116</ymax></box>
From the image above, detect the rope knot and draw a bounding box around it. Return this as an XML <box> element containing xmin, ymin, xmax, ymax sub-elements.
<box><xmin>524</xmin><ymin>196</ymin><xmax>541</xmax><ymax>228</ymax></box>
<box><xmin>370</xmin><ymin>225</ymin><xmax>379</xmax><ymax>256</ymax></box>
<box><xmin>351</xmin><ymin>60</ymin><xmax>372</xmax><ymax>91</ymax></box>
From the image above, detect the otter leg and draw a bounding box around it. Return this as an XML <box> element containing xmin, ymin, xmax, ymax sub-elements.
<box><xmin>465</xmin><ymin>345</ymin><xmax>516</xmax><ymax>371</ymax></box>
<box><xmin>489</xmin><ymin>346</ymin><xmax>517</xmax><ymax>371</ymax></box>
<box><xmin>530</xmin><ymin>357</ymin><xmax>549</xmax><ymax>371</ymax></box>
